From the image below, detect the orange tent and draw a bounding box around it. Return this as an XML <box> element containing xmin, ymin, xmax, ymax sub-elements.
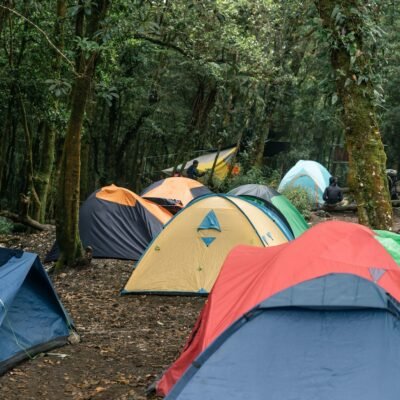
<box><xmin>141</xmin><ymin>177</ymin><xmax>212</xmax><ymax>213</ymax></box>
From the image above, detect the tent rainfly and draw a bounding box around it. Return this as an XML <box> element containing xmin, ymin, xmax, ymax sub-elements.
<box><xmin>278</xmin><ymin>160</ymin><xmax>331</xmax><ymax>206</ymax></box>
<box><xmin>228</xmin><ymin>184</ymin><xmax>308</xmax><ymax>237</ymax></box>
<box><xmin>0</xmin><ymin>248</ymin><xmax>74</xmax><ymax>375</ymax></box>
<box><xmin>374</xmin><ymin>230</ymin><xmax>400</xmax><ymax>265</ymax></box>
<box><xmin>141</xmin><ymin>177</ymin><xmax>212</xmax><ymax>214</ymax></box>
<box><xmin>167</xmin><ymin>274</ymin><xmax>400</xmax><ymax>400</ymax></box>
<box><xmin>122</xmin><ymin>194</ymin><xmax>293</xmax><ymax>296</ymax></box>
<box><xmin>157</xmin><ymin>220</ymin><xmax>400</xmax><ymax>396</ymax></box>
<box><xmin>45</xmin><ymin>184</ymin><xmax>172</xmax><ymax>262</ymax></box>
<box><xmin>163</xmin><ymin>146</ymin><xmax>238</xmax><ymax>180</ymax></box>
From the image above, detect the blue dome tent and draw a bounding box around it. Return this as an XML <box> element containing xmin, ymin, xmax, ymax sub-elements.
<box><xmin>278</xmin><ymin>160</ymin><xmax>331</xmax><ymax>206</ymax></box>
<box><xmin>167</xmin><ymin>274</ymin><xmax>400</xmax><ymax>400</ymax></box>
<box><xmin>0</xmin><ymin>248</ymin><xmax>73</xmax><ymax>374</ymax></box>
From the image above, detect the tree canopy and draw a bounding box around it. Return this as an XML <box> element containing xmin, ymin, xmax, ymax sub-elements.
<box><xmin>0</xmin><ymin>0</ymin><xmax>399</xmax><ymax>264</ymax></box>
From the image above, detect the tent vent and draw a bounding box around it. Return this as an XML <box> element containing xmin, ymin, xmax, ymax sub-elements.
<box><xmin>201</xmin><ymin>237</ymin><xmax>216</xmax><ymax>247</ymax></box>
<box><xmin>369</xmin><ymin>267</ymin><xmax>386</xmax><ymax>282</ymax></box>
<box><xmin>198</xmin><ymin>210</ymin><xmax>221</xmax><ymax>232</ymax></box>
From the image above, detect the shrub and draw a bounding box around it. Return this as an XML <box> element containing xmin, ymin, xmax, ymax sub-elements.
<box><xmin>213</xmin><ymin>166</ymin><xmax>281</xmax><ymax>193</ymax></box>
<box><xmin>0</xmin><ymin>217</ymin><xmax>13</xmax><ymax>235</ymax></box>
<box><xmin>281</xmin><ymin>187</ymin><xmax>313</xmax><ymax>220</ymax></box>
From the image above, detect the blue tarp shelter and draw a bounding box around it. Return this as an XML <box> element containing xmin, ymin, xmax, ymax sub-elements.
<box><xmin>167</xmin><ymin>274</ymin><xmax>400</xmax><ymax>400</ymax></box>
<box><xmin>0</xmin><ymin>248</ymin><xmax>73</xmax><ymax>374</ymax></box>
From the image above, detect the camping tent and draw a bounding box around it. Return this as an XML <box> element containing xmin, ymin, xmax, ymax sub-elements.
<box><xmin>163</xmin><ymin>146</ymin><xmax>238</xmax><ymax>180</ymax></box>
<box><xmin>375</xmin><ymin>230</ymin><xmax>400</xmax><ymax>265</ymax></box>
<box><xmin>122</xmin><ymin>195</ymin><xmax>292</xmax><ymax>295</ymax></box>
<box><xmin>157</xmin><ymin>220</ymin><xmax>400</xmax><ymax>396</ymax></box>
<box><xmin>278</xmin><ymin>160</ymin><xmax>331</xmax><ymax>206</ymax></box>
<box><xmin>45</xmin><ymin>184</ymin><xmax>172</xmax><ymax>262</ymax></box>
<box><xmin>167</xmin><ymin>274</ymin><xmax>400</xmax><ymax>400</ymax></box>
<box><xmin>228</xmin><ymin>184</ymin><xmax>308</xmax><ymax>237</ymax></box>
<box><xmin>141</xmin><ymin>177</ymin><xmax>212</xmax><ymax>214</ymax></box>
<box><xmin>0</xmin><ymin>248</ymin><xmax>73</xmax><ymax>374</ymax></box>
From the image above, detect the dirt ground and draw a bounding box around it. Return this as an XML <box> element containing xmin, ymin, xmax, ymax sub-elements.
<box><xmin>0</xmin><ymin>211</ymin><xmax>399</xmax><ymax>400</ymax></box>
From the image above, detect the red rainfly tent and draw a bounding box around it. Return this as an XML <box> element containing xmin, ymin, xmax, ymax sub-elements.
<box><xmin>156</xmin><ymin>220</ymin><xmax>400</xmax><ymax>396</ymax></box>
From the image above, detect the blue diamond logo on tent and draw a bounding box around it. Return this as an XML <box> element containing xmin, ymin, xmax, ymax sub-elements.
<box><xmin>369</xmin><ymin>267</ymin><xmax>386</xmax><ymax>283</ymax></box>
<box><xmin>201</xmin><ymin>237</ymin><xmax>216</xmax><ymax>247</ymax></box>
<box><xmin>198</xmin><ymin>288</ymin><xmax>208</xmax><ymax>294</ymax></box>
<box><xmin>198</xmin><ymin>210</ymin><xmax>221</xmax><ymax>231</ymax></box>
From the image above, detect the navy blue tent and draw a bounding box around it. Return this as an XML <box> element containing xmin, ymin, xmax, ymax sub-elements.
<box><xmin>167</xmin><ymin>274</ymin><xmax>400</xmax><ymax>400</ymax></box>
<box><xmin>45</xmin><ymin>185</ymin><xmax>172</xmax><ymax>262</ymax></box>
<box><xmin>0</xmin><ymin>248</ymin><xmax>73</xmax><ymax>374</ymax></box>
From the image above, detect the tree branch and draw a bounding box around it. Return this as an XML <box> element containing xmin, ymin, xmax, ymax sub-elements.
<box><xmin>0</xmin><ymin>210</ymin><xmax>53</xmax><ymax>231</ymax></box>
<box><xmin>0</xmin><ymin>4</ymin><xmax>78</xmax><ymax>76</ymax></box>
<box><xmin>134</xmin><ymin>33</ymin><xmax>190</xmax><ymax>57</ymax></box>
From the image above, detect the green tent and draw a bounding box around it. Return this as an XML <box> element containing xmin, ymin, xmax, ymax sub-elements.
<box><xmin>228</xmin><ymin>184</ymin><xmax>309</xmax><ymax>237</ymax></box>
<box><xmin>375</xmin><ymin>230</ymin><xmax>400</xmax><ymax>266</ymax></box>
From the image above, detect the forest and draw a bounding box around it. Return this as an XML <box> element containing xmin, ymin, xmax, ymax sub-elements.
<box><xmin>0</xmin><ymin>1</ymin><xmax>399</xmax><ymax>246</ymax></box>
<box><xmin>0</xmin><ymin>1</ymin><xmax>400</xmax><ymax>398</ymax></box>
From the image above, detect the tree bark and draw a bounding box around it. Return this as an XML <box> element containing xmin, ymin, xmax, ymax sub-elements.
<box><xmin>0</xmin><ymin>94</ymin><xmax>14</xmax><ymax>195</ymax></box>
<box><xmin>105</xmin><ymin>96</ymin><xmax>118</xmax><ymax>181</ymax></box>
<box><xmin>32</xmin><ymin>0</ymin><xmax>66</xmax><ymax>222</ymax></box>
<box><xmin>56</xmin><ymin>0</ymin><xmax>110</xmax><ymax>268</ymax></box>
<box><xmin>315</xmin><ymin>0</ymin><xmax>392</xmax><ymax>229</ymax></box>
<box><xmin>18</xmin><ymin>92</ymin><xmax>41</xmax><ymax>215</ymax></box>
<box><xmin>33</xmin><ymin>122</ymin><xmax>56</xmax><ymax>222</ymax></box>
<box><xmin>56</xmin><ymin>74</ymin><xmax>89</xmax><ymax>267</ymax></box>
<box><xmin>208</xmin><ymin>141</ymin><xmax>222</xmax><ymax>185</ymax></box>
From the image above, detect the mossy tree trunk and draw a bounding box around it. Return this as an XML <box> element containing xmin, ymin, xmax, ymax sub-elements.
<box><xmin>56</xmin><ymin>0</ymin><xmax>110</xmax><ymax>268</ymax></box>
<box><xmin>172</xmin><ymin>81</ymin><xmax>217</xmax><ymax>175</ymax></box>
<box><xmin>31</xmin><ymin>0</ymin><xmax>66</xmax><ymax>223</ymax></box>
<box><xmin>315</xmin><ymin>0</ymin><xmax>392</xmax><ymax>229</ymax></box>
<box><xmin>33</xmin><ymin>122</ymin><xmax>56</xmax><ymax>222</ymax></box>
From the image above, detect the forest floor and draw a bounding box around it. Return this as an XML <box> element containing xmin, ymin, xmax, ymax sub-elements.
<box><xmin>0</xmin><ymin>210</ymin><xmax>399</xmax><ymax>400</ymax></box>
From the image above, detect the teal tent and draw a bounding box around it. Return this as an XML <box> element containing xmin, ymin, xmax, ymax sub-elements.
<box><xmin>278</xmin><ymin>160</ymin><xmax>331</xmax><ymax>206</ymax></box>
<box><xmin>228</xmin><ymin>184</ymin><xmax>308</xmax><ymax>237</ymax></box>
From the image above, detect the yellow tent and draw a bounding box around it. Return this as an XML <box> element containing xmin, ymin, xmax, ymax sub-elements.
<box><xmin>122</xmin><ymin>195</ymin><xmax>290</xmax><ymax>295</ymax></box>
<box><xmin>163</xmin><ymin>146</ymin><xmax>238</xmax><ymax>180</ymax></box>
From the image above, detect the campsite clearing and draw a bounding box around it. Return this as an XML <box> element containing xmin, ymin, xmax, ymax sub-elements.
<box><xmin>0</xmin><ymin>229</ymin><xmax>203</xmax><ymax>400</ymax></box>
<box><xmin>0</xmin><ymin>211</ymin><xmax>400</xmax><ymax>399</ymax></box>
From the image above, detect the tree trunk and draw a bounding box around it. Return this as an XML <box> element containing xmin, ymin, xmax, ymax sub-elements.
<box><xmin>254</xmin><ymin>113</ymin><xmax>271</xmax><ymax>168</ymax></box>
<box><xmin>19</xmin><ymin>92</ymin><xmax>40</xmax><ymax>212</ymax></box>
<box><xmin>56</xmin><ymin>74</ymin><xmax>90</xmax><ymax>267</ymax></box>
<box><xmin>315</xmin><ymin>0</ymin><xmax>392</xmax><ymax>229</ymax></box>
<box><xmin>254</xmin><ymin>85</ymin><xmax>273</xmax><ymax>168</ymax></box>
<box><xmin>80</xmin><ymin>136</ymin><xmax>91</xmax><ymax>198</ymax></box>
<box><xmin>105</xmin><ymin>96</ymin><xmax>118</xmax><ymax>181</ymax></box>
<box><xmin>172</xmin><ymin>81</ymin><xmax>217</xmax><ymax>176</ymax></box>
<box><xmin>208</xmin><ymin>141</ymin><xmax>222</xmax><ymax>186</ymax></box>
<box><xmin>33</xmin><ymin>122</ymin><xmax>56</xmax><ymax>222</ymax></box>
<box><xmin>0</xmin><ymin>95</ymin><xmax>14</xmax><ymax>195</ymax></box>
<box><xmin>55</xmin><ymin>0</ymin><xmax>110</xmax><ymax>268</ymax></box>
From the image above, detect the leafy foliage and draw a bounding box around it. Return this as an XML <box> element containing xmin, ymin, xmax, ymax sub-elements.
<box><xmin>0</xmin><ymin>0</ymin><xmax>398</xmax><ymax>229</ymax></box>
<box><xmin>281</xmin><ymin>187</ymin><xmax>313</xmax><ymax>220</ymax></box>
<box><xmin>218</xmin><ymin>166</ymin><xmax>281</xmax><ymax>193</ymax></box>
<box><xmin>0</xmin><ymin>217</ymin><xmax>13</xmax><ymax>234</ymax></box>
